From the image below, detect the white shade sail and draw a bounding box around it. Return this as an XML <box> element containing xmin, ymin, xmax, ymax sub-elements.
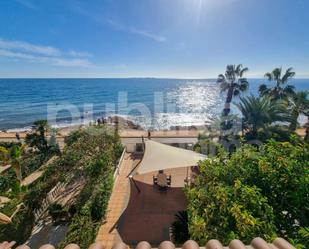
<box><xmin>130</xmin><ymin>139</ymin><xmax>206</xmax><ymax>176</ymax></box>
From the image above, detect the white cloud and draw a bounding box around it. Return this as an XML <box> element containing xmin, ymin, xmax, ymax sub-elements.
<box><xmin>105</xmin><ymin>18</ymin><xmax>166</xmax><ymax>42</ymax></box>
<box><xmin>49</xmin><ymin>57</ymin><xmax>93</xmax><ymax>67</ymax></box>
<box><xmin>105</xmin><ymin>18</ymin><xmax>167</xmax><ymax>42</ymax></box>
<box><xmin>0</xmin><ymin>49</ymin><xmax>37</xmax><ymax>60</ymax></box>
<box><xmin>129</xmin><ymin>28</ymin><xmax>167</xmax><ymax>42</ymax></box>
<box><xmin>68</xmin><ymin>50</ymin><xmax>93</xmax><ymax>58</ymax></box>
<box><xmin>106</xmin><ymin>19</ymin><xmax>126</xmax><ymax>31</ymax></box>
<box><xmin>0</xmin><ymin>38</ymin><xmax>95</xmax><ymax>68</ymax></box>
<box><xmin>71</xmin><ymin>4</ymin><xmax>167</xmax><ymax>43</ymax></box>
<box><xmin>0</xmin><ymin>38</ymin><xmax>60</xmax><ymax>56</ymax></box>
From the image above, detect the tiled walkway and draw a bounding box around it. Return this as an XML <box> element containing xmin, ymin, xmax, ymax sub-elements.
<box><xmin>95</xmin><ymin>153</ymin><xmax>140</xmax><ymax>249</ymax></box>
<box><xmin>117</xmin><ymin>180</ymin><xmax>187</xmax><ymax>246</ymax></box>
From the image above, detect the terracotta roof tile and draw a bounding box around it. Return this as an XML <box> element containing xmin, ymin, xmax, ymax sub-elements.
<box><xmin>182</xmin><ymin>240</ymin><xmax>199</xmax><ymax>249</ymax></box>
<box><xmin>135</xmin><ymin>241</ymin><xmax>152</xmax><ymax>249</ymax></box>
<box><xmin>63</xmin><ymin>244</ymin><xmax>80</xmax><ymax>249</ymax></box>
<box><xmin>88</xmin><ymin>242</ymin><xmax>105</xmax><ymax>249</ymax></box>
<box><xmin>159</xmin><ymin>241</ymin><xmax>176</xmax><ymax>249</ymax></box>
<box><xmin>36</xmin><ymin>245</ymin><xmax>55</xmax><ymax>249</ymax></box>
<box><xmin>0</xmin><ymin>241</ymin><xmax>16</xmax><ymax>249</ymax></box>
<box><xmin>205</xmin><ymin>239</ymin><xmax>224</xmax><ymax>249</ymax></box>
<box><xmin>0</xmin><ymin>238</ymin><xmax>296</xmax><ymax>249</ymax></box>
<box><xmin>228</xmin><ymin>240</ymin><xmax>246</xmax><ymax>249</ymax></box>
<box><xmin>15</xmin><ymin>245</ymin><xmax>30</xmax><ymax>249</ymax></box>
<box><xmin>272</xmin><ymin>238</ymin><xmax>295</xmax><ymax>249</ymax></box>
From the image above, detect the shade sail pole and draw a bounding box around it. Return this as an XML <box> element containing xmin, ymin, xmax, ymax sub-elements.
<box><xmin>129</xmin><ymin>176</ymin><xmax>141</xmax><ymax>193</ymax></box>
<box><xmin>126</xmin><ymin>136</ymin><xmax>146</xmax><ymax>177</ymax></box>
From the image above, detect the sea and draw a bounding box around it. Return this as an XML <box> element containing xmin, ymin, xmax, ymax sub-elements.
<box><xmin>0</xmin><ymin>78</ymin><xmax>308</xmax><ymax>131</ymax></box>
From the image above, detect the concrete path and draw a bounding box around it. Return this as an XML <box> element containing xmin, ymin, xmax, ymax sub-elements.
<box><xmin>0</xmin><ymin>165</ymin><xmax>11</xmax><ymax>174</ymax></box>
<box><xmin>21</xmin><ymin>156</ymin><xmax>58</xmax><ymax>186</ymax></box>
<box><xmin>21</xmin><ymin>170</ymin><xmax>44</xmax><ymax>186</ymax></box>
<box><xmin>0</xmin><ymin>196</ymin><xmax>10</xmax><ymax>205</ymax></box>
<box><xmin>95</xmin><ymin>153</ymin><xmax>140</xmax><ymax>249</ymax></box>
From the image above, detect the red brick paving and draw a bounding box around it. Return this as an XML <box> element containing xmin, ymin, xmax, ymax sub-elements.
<box><xmin>117</xmin><ymin>180</ymin><xmax>187</xmax><ymax>247</ymax></box>
<box><xmin>96</xmin><ymin>153</ymin><xmax>187</xmax><ymax>248</ymax></box>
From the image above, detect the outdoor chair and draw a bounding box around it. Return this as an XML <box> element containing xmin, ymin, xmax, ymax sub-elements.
<box><xmin>153</xmin><ymin>175</ymin><xmax>158</xmax><ymax>185</ymax></box>
<box><xmin>167</xmin><ymin>175</ymin><xmax>171</xmax><ymax>187</ymax></box>
<box><xmin>153</xmin><ymin>172</ymin><xmax>171</xmax><ymax>191</ymax></box>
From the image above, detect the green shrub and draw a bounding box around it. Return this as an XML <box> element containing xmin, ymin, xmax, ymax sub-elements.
<box><xmin>58</xmin><ymin>205</ymin><xmax>97</xmax><ymax>249</ymax></box>
<box><xmin>0</xmin><ymin>208</ymin><xmax>34</xmax><ymax>244</ymax></box>
<box><xmin>64</xmin><ymin>130</ymin><xmax>83</xmax><ymax>146</ymax></box>
<box><xmin>186</xmin><ymin>138</ymin><xmax>309</xmax><ymax>247</ymax></box>
<box><xmin>49</xmin><ymin>203</ymin><xmax>68</xmax><ymax>222</ymax></box>
<box><xmin>172</xmin><ymin>211</ymin><xmax>189</xmax><ymax>244</ymax></box>
<box><xmin>58</xmin><ymin>126</ymin><xmax>121</xmax><ymax>248</ymax></box>
<box><xmin>0</xmin><ymin>169</ymin><xmax>16</xmax><ymax>193</ymax></box>
<box><xmin>91</xmin><ymin>170</ymin><xmax>113</xmax><ymax>222</ymax></box>
<box><xmin>0</xmin><ymin>142</ymin><xmax>21</xmax><ymax>149</ymax></box>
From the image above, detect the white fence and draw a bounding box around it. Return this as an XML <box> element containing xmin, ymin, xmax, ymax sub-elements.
<box><xmin>113</xmin><ymin>148</ymin><xmax>126</xmax><ymax>180</ymax></box>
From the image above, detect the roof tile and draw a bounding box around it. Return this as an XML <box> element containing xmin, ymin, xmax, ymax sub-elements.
<box><xmin>136</xmin><ymin>241</ymin><xmax>152</xmax><ymax>249</ymax></box>
<box><xmin>63</xmin><ymin>243</ymin><xmax>80</xmax><ymax>249</ymax></box>
<box><xmin>228</xmin><ymin>240</ymin><xmax>247</xmax><ymax>249</ymax></box>
<box><xmin>205</xmin><ymin>239</ymin><xmax>224</xmax><ymax>249</ymax></box>
<box><xmin>0</xmin><ymin>238</ymin><xmax>296</xmax><ymax>249</ymax></box>
<box><xmin>251</xmin><ymin>237</ymin><xmax>271</xmax><ymax>249</ymax></box>
<box><xmin>182</xmin><ymin>240</ymin><xmax>200</xmax><ymax>249</ymax></box>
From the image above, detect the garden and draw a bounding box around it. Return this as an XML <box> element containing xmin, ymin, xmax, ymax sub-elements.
<box><xmin>0</xmin><ymin>123</ymin><xmax>123</xmax><ymax>249</ymax></box>
<box><xmin>183</xmin><ymin>65</ymin><xmax>309</xmax><ymax>249</ymax></box>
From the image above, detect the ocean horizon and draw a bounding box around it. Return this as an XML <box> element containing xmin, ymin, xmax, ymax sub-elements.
<box><xmin>0</xmin><ymin>78</ymin><xmax>308</xmax><ymax>131</ymax></box>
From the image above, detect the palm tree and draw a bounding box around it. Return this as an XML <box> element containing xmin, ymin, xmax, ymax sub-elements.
<box><xmin>236</xmin><ymin>95</ymin><xmax>291</xmax><ymax>138</ymax></box>
<box><xmin>259</xmin><ymin>67</ymin><xmax>295</xmax><ymax>99</ymax></box>
<box><xmin>217</xmin><ymin>64</ymin><xmax>249</xmax><ymax>116</ymax></box>
<box><xmin>9</xmin><ymin>145</ymin><xmax>23</xmax><ymax>182</ymax></box>
<box><xmin>0</xmin><ymin>145</ymin><xmax>23</xmax><ymax>183</ymax></box>
<box><xmin>288</xmin><ymin>91</ymin><xmax>309</xmax><ymax>131</ymax></box>
<box><xmin>25</xmin><ymin>119</ymin><xmax>49</xmax><ymax>152</ymax></box>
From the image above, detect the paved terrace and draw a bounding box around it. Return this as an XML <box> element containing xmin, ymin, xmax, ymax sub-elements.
<box><xmin>117</xmin><ymin>180</ymin><xmax>187</xmax><ymax>246</ymax></box>
<box><xmin>96</xmin><ymin>153</ymin><xmax>188</xmax><ymax>248</ymax></box>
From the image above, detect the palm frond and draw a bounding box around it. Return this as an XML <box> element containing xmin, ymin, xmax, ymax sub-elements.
<box><xmin>233</xmin><ymin>89</ymin><xmax>240</xmax><ymax>96</ymax></box>
<box><xmin>240</xmin><ymin>67</ymin><xmax>248</xmax><ymax>77</ymax></box>
<box><xmin>281</xmin><ymin>67</ymin><xmax>295</xmax><ymax>84</ymax></box>
<box><xmin>264</xmin><ymin>72</ymin><xmax>272</xmax><ymax>81</ymax></box>
<box><xmin>217</xmin><ymin>74</ymin><xmax>226</xmax><ymax>83</ymax></box>
<box><xmin>272</xmin><ymin>67</ymin><xmax>282</xmax><ymax>81</ymax></box>
<box><xmin>259</xmin><ymin>84</ymin><xmax>269</xmax><ymax>96</ymax></box>
<box><xmin>235</xmin><ymin>64</ymin><xmax>242</xmax><ymax>75</ymax></box>
<box><xmin>236</xmin><ymin>95</ymin><xmax>291</xmax><ymax>135</ymax></box>
<box><xmin>283</xmin><ymin>85</ymin><xmax>296</xmax><ymax>95</ymax></box>
<box><xmin>238</xmin><ymin>78</ymin><xmax>249</xmax><ymax>92</ymax></box>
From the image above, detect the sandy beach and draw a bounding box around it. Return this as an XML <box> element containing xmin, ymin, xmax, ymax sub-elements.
<box><xmin>0</xmin><ymin>125</ymin><xmax>306</xmax><ymax>142</ymax></box>
<box><xmin>0</xmin><ymin>126</ymin><xmax>77</xmax><ymax>144</ymax></box>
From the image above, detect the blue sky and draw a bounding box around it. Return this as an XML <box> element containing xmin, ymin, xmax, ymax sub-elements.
<box><xmin>0</xmin><ymin>0</ymin><xmax>308</xmax><ymax>78</ymax></box>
